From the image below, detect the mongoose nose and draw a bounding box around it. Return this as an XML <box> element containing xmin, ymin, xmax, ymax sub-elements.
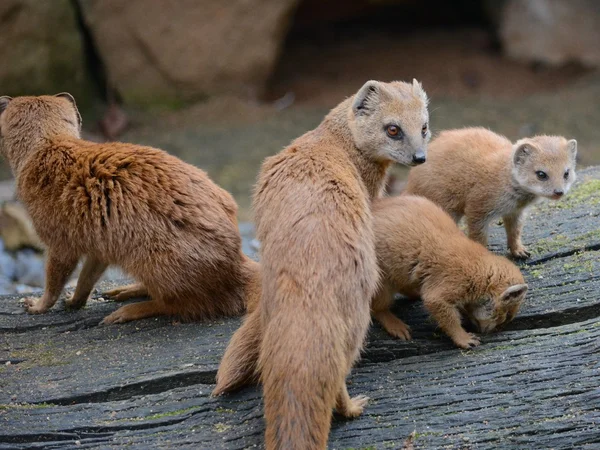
<box><xmin>412</xmin><ymin>151</ymin><xmax>426</xmax><ymax>165</ymax></box>
<box><xmin>553</xmin><ymin>190</ymin><xmax>564</xmax><ymax>197</ymax></box>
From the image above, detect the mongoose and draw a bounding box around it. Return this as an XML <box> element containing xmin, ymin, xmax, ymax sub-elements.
<box><xmin>217</xmin><ymin>80</ymin><xmax>430</xmax><ymax>449</ymax></box>
<box><xmin>404</xmin><ymin>127</ymin><xmax>577</xmax><ymax>258</ymax></box>
<box><xmin>371</xmin><ymin>195</ymin><xmax>528</xmax><ymax>349</ymax></box>
<box><xmin>0</xmin><ymin>94</ymin><xmax>260</xmax><ymax>324</ymax></box>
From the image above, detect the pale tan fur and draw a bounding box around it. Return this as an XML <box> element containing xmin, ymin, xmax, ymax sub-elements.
<box><xmin>215</xmin><ymin>80</ymin><xmax>429</xmax><ymax>450</ymax></box>
<box><xmin>404</xmin><ymin>127</ymin><xmax>577</xmax><ymax>258</ymax></box>
<box><xmin>371</xmin><ymin>195</ymin><xmax>528</xmax><ymax>349</ymax></box>
<box><xmin>0</xmin><ymin>94</ymin><xmax>260</xmax><ymax>324</ymax></box>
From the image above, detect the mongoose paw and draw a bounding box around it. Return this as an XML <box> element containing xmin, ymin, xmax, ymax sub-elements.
<box><xmin>453</xmin><ymin>333</ymin><xmax>481</xmax><ymax>349</ymax></box>
<box><xmin>100</xmin><ymin>309</ymin><xmax>130</xmax><ymax>325</ymax></box>
<box><xmin>23</xmin><ymin>297</ymin><xmax>48</xmax><ymax>315</ymax></box>
<box><xmin>385</xmin><ymin>321</ymin><xmax>412</xmax><ymax>341</ymax></box>
<box><xmin>340</xmin><ymin>395</ymin><xmax>369</xmax><ymax>419</ymax></box>
<box><xmin>510</xmin><ymin>246</ymin><xmax>531</xmax><ymax>260</ymax></box>
<box><xmin>64</xmin><ymin>295</ymin><xmax>87</xmax><ymax>310</ymax></box>
<box><xmin>103</xmin><ymin>284</ymin><xmax>146</xmax><ymax>302</ymax></box>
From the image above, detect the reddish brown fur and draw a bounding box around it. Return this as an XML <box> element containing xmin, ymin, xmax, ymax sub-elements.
<box><xmin>404</xmin><ymin>127</ymin><xmax>577</xmax><ymax>258</ymax></box>
<box><xmin>371</xmin><ymin>195</ymin><xmax>528</xmax><ymax>349</ymax></box>
<box><xmin>0</xmin><ymin>94</ymin><xmax>259</xmax><ymax>324</ymax></box>
<box><xmin>217</xmin><ymin>80</ymin><xmax>429</xmax><ymax>449</ymax></box>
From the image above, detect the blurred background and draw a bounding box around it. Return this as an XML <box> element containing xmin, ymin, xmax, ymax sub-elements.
<box><xmin>0</xmin><ymin>0</ymin><xmax>599</xmax><ymax>293</ymax></box>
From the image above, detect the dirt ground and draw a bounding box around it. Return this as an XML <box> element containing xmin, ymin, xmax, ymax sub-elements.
<box><xmin>2</xmin><ymin>28</ymin><xmax>599</xmax><ymax>220</ymax></box>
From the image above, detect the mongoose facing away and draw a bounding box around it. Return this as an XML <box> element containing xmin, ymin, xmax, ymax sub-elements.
<box><xmin>372</xmin><ymin>195</ymin><xmax>528</xmax><ymax>349</ymax></box>
<box><xmin>0</xmin><ymin>94</ymin><xmax>259</xmax><ymax>324</ymax></box>
<box><xmin>404</xmin><ymin>127</ymin><xmax>577</xmax><ymax>258</ymax></box>
<box><xmin>217</xmin><ymin>79</ymin><xmax>430</xmax><ymax>449</ymax></box>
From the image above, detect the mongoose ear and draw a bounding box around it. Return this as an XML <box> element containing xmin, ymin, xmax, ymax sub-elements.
<box><xmin>513</xmin><ymin>142</ymin><xmax>532</xmax><ymax>166</ymax></box>
<box><xmin>0</xmin><ymin>96</ymin><xmax>12</xmax><ymax>115</ymax></box>
<box><xmin>412</xmin><ymin>78</ymin><xmax>429</xmax><ymax>105</ymax></box>
<box><xmin>352</xmin><ymin>80</ymin><xmax>381</xmax><ymax>116</ymax></box>
<box><xmin>500</xmin><ymin>284</ymin><xmax>528</xmax><ymax>303</ymax></box>
<box><xmin>567</xmin><ymin>139</ymin><xmax>577</xmax><ymax>160</ymax></box>
<box><xmin>55</xmin><ymin>92</ymin><xmax>82</xmax><ymax>129</ymax></box>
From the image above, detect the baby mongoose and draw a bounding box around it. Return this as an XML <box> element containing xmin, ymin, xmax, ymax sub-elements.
<box><xmin>372</xmin><ymin>195</ymin><xmax>528</xmax><ymax>349</ymax></box>
<box><xmin>227</xmin><ymin>80</ymin><xmax>429</xmax><ymax>450</ymax></box>
<box><xmin>0</xmin><ymin>94</ymin><xmax>259</xmax><ymax>324</ymax></box>
<box><xmin>404</xmin><ymin>127</ymin><xmax>577</xmax><ymax>258</ymax></box>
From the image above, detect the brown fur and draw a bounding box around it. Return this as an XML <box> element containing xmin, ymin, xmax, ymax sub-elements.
<box><xmin>216</xmin><ymin>80</ymin><xmax>429</xmax><ymax>449</ymax></box>
<box><xmin>404</xmin><ymin>127</ymin><xmax>577</xmax><ymax>258</ymax></box>
<box><xmin>371</xmin><ymin>195</ymin><xmax>528</xmax><ymax>349</ymax></box>
<box><xmin>0</xmin><ymin>94</ymin><xmax>259</xmax><ymax>323</ymax></box>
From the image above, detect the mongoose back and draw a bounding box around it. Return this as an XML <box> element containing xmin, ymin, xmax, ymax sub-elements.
<box><xmin>220</xmin><ymin>80</ymin><xmax>430</xmax><ymax>449</ymax></box>
<box><xmin>404</xmin><ymin>127</ymin><xmax>577</xmax><ymax>258</ymax></box>
<box><xmin>0</xmin><ymin>94</ymin><xmax>259</xmax><ymax>324</ymax></box>
<box><xmin>372</xmin><ymin>195</ymin><xmax>528</xmax><ymax>348</ymax></box>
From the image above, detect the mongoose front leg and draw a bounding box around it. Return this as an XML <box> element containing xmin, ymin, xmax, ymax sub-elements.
<box><xmin>24</xmin><ymin>249</ymin><xmax>79</xmax><ymax>314</ymax></box>
<box><xmin>101</xmin><ymin>300</ymin><xmax>165</xmax><ymax>325</ymax></box>
<box><xmin>371</xmin><ymin>283</ymin><xmax>411</xmax><ymax>340</ymax></box>
<box><xmin>422</xmin><ymin>288</ymin><xmax>480</xmax><ymax>349</ymax></box>
<box><xmin>65</xmin><ymin>256</ymin><xmax>108</xmax><ymax>309</ymax></box>
<box><xmin>503</xmin><ymin>211</ymin><xmax>530</xmax><ymax>259</ymax></box>
<box><xmin>104</xmin><ymin>283</ymin><xmax>149</xmax><ymax>301</ymax></box>
<box><xmin>335</xmin><ymin>381</ymin><xmax>369</xmax><ymax>419</ymax></box>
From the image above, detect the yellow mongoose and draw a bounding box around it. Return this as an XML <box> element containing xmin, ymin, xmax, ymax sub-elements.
<box><xmin>404</xmin><ymin>127</ymin><xmax>577</xmax><ymax>258</ymax></box>
<box><xmin>0</xmin><ymin>94</ymin><xmax>260</xmax><ymax>324</ymax></box>
<box><xmin>225</xmin><ymin>80</ymin><xmax>430</xmax><ymax>450</ymax></box>
<box><xmin>371</xmin><ymin>195</ymin><xmax>528</xmax><ymax>349</ymax></box>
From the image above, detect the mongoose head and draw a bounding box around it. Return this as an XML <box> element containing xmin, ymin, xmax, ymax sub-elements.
<box><xmin>465</xmin><ymin>259</ymin><xmax>528</xmax><ymax>333</ymax></box>
<box><xmin>348</xmin><ymin>79</ymin><xmax>430</xmax><ymax>166</ymax></box>
<box><xmin>511</xmin><ymin>136</ymin><xmax>577</xmax><ymax>200</ymax></box>
<box><xmin>0</xmin><ymin>94</ymin><xmax>82</xmax><ymax>172</ymax></box>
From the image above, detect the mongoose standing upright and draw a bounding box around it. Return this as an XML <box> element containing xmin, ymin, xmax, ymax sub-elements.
<box><xmin>216</xmin><ymin>80</ymin><xmax>430</xmax><ymax>449</ymax></box>
<box><xmin>0</xmin><ymin>94</ymin><xmax>259</xmax><ymax>324</ymax></box>
<box><xmin>404</xmin><ymin>127</ymin><xmax>577</xmax><ymax>258</ymax></box>
<box><xmin>371</xmin><ymin>195</ymin><xmax>528</xmax><ymax>349</ymax></box>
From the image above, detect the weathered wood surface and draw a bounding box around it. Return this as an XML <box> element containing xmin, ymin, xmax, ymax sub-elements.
<box><xmin>1</xmin><ymin>167</ymin><xmax>600</xmax><ymax>449</ymax></box>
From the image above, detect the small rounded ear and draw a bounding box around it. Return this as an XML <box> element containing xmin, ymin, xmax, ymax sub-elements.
<box><xmin>412</xmin><ymin>78</ymin><xmax>429</xmax><ymax>105</ymax></box>
<box><xmin>0</xmin><ymin>96</ymin><xmax>12</xmax><ymax>115</ymax></box>
<box><xmin>513</xmin><ymin>142</ymin><xmax>532</xmax><ymax>166</ymax></box>
<box><xmin>500</xmin><ymin>284</ymin><xmax>528</xmax><ymax>303</ymax></box>
<box><xmin>567</xmin><ymin>139</ymin><xmax>577</xmax><ymax>159</ymax></box>
<box><xmin>352</xmin><ymin>80</ymin><xmax>381</xmax><ymax>116</ymax></box>
<box><xmin>55</xmin><ymin>92</ymin><xmax>82</xmax><ymax>129</ymax></box>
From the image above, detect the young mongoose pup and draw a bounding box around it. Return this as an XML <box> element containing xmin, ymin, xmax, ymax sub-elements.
<box><xmin>0</xmin><ymin>94</ymin><xmax>260</xmax><ymax>324</ymax></box>
<box><xmin>371</xmin><ymin>195</ymin><xmax>528</xmax><ymax>349</ymax></box>
<box><xmin>404</xmin><ymin>127</ymin><xmax>577</xmax><ymax>258</ymax></box>
<box><xmin>216</xmin><ymin>79</ymin><xmax>430</xmax><ymax>450</ymax></box>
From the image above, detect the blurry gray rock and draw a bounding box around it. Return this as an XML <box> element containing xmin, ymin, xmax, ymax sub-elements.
<box><xmin>77</xmin><ymin>0</ymin><xmax>300</xmax><ymax>108</ymax></box>
<box><xmin>0</xmin><ymin>0</ymin><xmax>91</xmax><ymax>102</ymax></box>
<box><xmin>14</xmin><ymin>249</ymin><xmax>45</xmax><ymax>288</ymax></box>
<box><xmin>500</xmin><ymin>0</ymin><xmax>600</xmax><ymax>68</ymax></box>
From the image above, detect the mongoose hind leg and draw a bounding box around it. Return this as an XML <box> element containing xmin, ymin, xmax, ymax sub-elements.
<box><xmin>373</xmin><ymin>310</ymin><xmax>412</xmax><ymax>340</ymax></box>
<box><xmin>465</xmin><ymin>211</ymin><xmax>490</xmax><ymax>247</ymax></box>
<box><xmin>104</xmin><ymin>283</ymin><xmax>149</xmax><ymax>301</ymax></box>
<box><xmin>101</xmin><ymin>299</ymin><xmax>164</xmax><ymax>325</ymax></box>
<box><xmin>371</xmin><ymin>283</ymin><xmax>412</xmax><ymax>340</ymax></box>
<box><xmin>24</xmin><ymin>249</ymin><xmax>79</xmax><ymax>314</ymax></box>
<box><xmin>503</xmin><ymin>211</ymin><xmax>530</xmax><ymax>259</ymax></box>
<box><xmin>65</xmin><ymin>256</ymin><xmax>108</xmax><ymax>309</ymax></box>
<box><xmin>335</xmin><ymin>382</ymin><xmax>369</xmax><ymax>419</ymax></box>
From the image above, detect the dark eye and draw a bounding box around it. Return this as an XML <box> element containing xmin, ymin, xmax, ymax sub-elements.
<box><xmin>385</xmin><ymin>124</ymin><xmax>403</xmax><ymax>139</ymax></box>
<box><xmin>536</xmin><ymin>171</ymin><xmax>548</xmax><ymax>181</ymax></box>
<box><xmin>421</xmin><ymin>123</ymin><xmax>428</xmax><ymax>138</ymax></box>
<box><xmin>564</xmin><ymin>169</ymin><xmax>570</xmax><ymax>180</ymax></box>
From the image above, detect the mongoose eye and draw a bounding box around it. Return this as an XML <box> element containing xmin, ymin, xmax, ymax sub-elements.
<box><xmin>535</xmin><ymin>170</ymin><xmax>548</xmax><ymax>181</ymax></box>
<box><xmin>421</xmin><ymin>123</ymin><xmax>428</xmax><ymax>138</ymax></box>
<box><xmin>564</xmin><ymin>169</ymin><xmax>570</xmax><ymax>180</ymax></box>
<box><xmin>385</xmin><ymin>124</ymin><xmax>403</xmax><ymax>139</ymax></box>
